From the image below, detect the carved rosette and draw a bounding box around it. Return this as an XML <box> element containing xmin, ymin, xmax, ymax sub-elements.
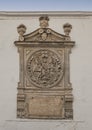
<box><xmin>38</xmin><ymin>28</ymin><xmax>51</xmax><ymax>41</ymax></box>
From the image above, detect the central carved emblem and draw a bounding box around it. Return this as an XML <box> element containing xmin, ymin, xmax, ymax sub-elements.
<box><xmin>27</xmin><ymin>49</ymin><xmax>64</xmax><ymax>88</ymax></box>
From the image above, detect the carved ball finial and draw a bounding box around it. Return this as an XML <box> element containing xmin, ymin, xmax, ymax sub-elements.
<box><xmin>39</xmin><ymin>16</ymin><xmax>49</xmax><ymax>28</ymax></box>
<box><xmin>63</xmin><ymin>23</ymin><xmax>72</xmax><ymax>36</ymax></box>
<box><xmin>17</xmin><ymin>24</ymin><xmax>26</xmax><ymax>41</ymax></box>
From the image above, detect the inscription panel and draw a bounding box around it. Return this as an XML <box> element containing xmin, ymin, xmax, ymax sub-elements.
<box><xmin>28</xmin><ymin>96</ymin><xmax>64</xmax><ymax>118</ymax></box>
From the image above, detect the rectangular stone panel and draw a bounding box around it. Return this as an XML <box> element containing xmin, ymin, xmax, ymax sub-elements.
<box><xmin>28</xmin><ymin>96</ymin><xmax>64</xmax><ymax>118</ymax></box>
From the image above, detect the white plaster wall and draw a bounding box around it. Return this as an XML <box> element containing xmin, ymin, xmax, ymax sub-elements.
<box><xmin>0</xmin><ymin>13</ymin><xmax>92</xmax><ymax>130</ymax></box>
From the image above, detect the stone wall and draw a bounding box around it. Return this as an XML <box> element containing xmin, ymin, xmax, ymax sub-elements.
<box><xmin>0</xmin><ymin>11</ymin><xmax>92</xmax><ymax>130</ymax></box>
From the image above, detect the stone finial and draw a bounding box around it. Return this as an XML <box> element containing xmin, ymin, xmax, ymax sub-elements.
<box><xmin>39</xmin><ymin>16</ymin><xmax>49</xmax><ymax>28</ymax></box>
<box><xmin>17</xmin><ymin>24</ymin><xmax>26</xmax><ymax>41</ymax></box>
<box><xmin>63</xmin><ymin>23</ymin><xmax>72</xmax><ymax>36</ymax></box>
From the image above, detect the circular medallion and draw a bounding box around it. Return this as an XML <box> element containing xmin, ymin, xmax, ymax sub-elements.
<box><xmin>27</xmin><ymin>49</ymin><xmax>64</xmax><ymax>88</ymax></box>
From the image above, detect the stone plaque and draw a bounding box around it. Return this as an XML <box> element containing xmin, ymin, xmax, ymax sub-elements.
<box><xmin>14</xmin><ymin>16</ymin><xmax>75</xmax><ymax>119</ymax></box>
<box><xmin>28</xmin><ymin>96</ymin><xmax>64</xmax><ymax>118</ymax></box>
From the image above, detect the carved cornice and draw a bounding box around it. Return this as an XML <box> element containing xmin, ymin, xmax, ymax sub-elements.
<box><xmin>0</xmin><ymin>11</ymin><xmax>92</xmax><ymax>20</ymax></box>
<box><xmin>14</xmin><ymin>41</ymin><xmax>75</xmax><ymax>47</ymax></box>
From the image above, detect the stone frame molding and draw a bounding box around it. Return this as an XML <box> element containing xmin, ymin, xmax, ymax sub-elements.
<box><xmin>14</xmin><ymin>16</ymin><xmax>75</xmax><ymax>119</ymax></box>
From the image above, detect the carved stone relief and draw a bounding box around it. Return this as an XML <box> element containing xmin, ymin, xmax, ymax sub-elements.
<box><xmin>24</xmin><ymin>48</ymin><xmax>64</xmax><ymax>90</ymax></box>
<box><xmin>14</xmin><ymin>16</ymin><xmax>75</xmax><ymax>119</ymax></box>
<box><xmin>27</xmin><ymin>49</ymin><xmax>63</xmax><ymax>88</ymax></box>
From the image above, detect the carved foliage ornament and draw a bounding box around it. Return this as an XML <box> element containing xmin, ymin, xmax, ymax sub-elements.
<box><xmin>27</xmin><ymin>49</ymin><xmax>64</xmax><ymax>88</ymax></box>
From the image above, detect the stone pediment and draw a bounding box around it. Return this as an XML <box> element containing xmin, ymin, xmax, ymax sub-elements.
<box><xmin>17</xmin><ymin>16</ymin><xmax>73</xmax><ymax>43</ymax></box>
<box><xmin>24</xmin><ymin>28</ymin><xmax>69</xmax><ymax>42</ymax></box>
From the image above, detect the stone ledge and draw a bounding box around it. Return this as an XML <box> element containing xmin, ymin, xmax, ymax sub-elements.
<box><xmin>6</xmin><ymin>119</ymin><xmax>84</xmax><ymax>123</ymax></box>
<box><xmin>0</xmin><ymin>120</ymin><xmax>85</xmax><ymax>130</ymax></box>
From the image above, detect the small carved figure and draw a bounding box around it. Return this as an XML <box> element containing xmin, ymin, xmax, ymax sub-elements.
<box><xmin>39</xmin><ymin>16</ymin><xmax>49</xmax><ymax>28</ymax></box>
<box><xmin>63</xmin><ymin>23</ymin><xmax>72</xmax><ymax>36</ymax></box>
<box><xmin>17</xmin><ymin>24</ymin><xmax>26</xmax><ymax>41</ymax></box>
